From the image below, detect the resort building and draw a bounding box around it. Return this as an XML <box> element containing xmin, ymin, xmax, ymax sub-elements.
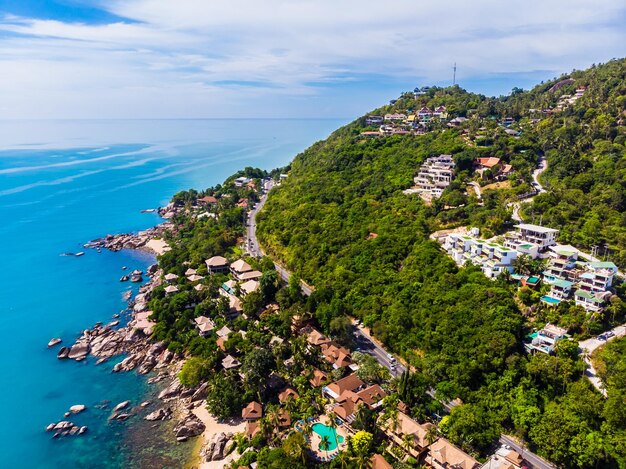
<box><xmin>482</xmin><ymin>447</ymin><xmax>525</xmax><ymax>469</ymax></box>
<box><xmin>579</xmin><ymin>262</ymin><xmax>618</xmax><ymax>293</ymax></box>
<box><xmin>320</xmin><ymin>342</ymin><xmax>354</xmax><ymax>369</ymax></box>
<box><xmin>230</xmin><ymin>259</ymin><xmax>253</xmax><ymax>280</ymax></box>
<box><xmin>544</xmin><ymin>246</ymin><xmax>579</xmax><ymax>281</ymax></box>
<box><xmin>324</xmin><ymin>374</ymin><xmax>387</xmax><ymax>423</ymax></box>
<box><xmin>574</xmin><ymin>290</ymin><xmax>608</xmax><ymax>313</ymax></box>
<box><xmin>512</xmin><ymin>224</ymin><xmax>559</xmax><ymax>251</ymax></box>
<box><xmin>194</xmin><ymin>316</ymin><xmax>215</xmax><ymax>336</ymax></box>
<box><xmin>234</xmin><ymin>176</ymin><xmax>251</xmax><ymax>187</ymax></box>
<box><xmin>442</xmin><ymin>233</ymin><xmax>518</xmax><ymax>279</ymax></box>
<box><xmin>309</xmin><ymin>368</ymin><xmax>329</xmax><ymax>387</ymax></box>
<box><xmin>413</xmin><ymin>154</ymin><xmax>455</xmax><ymax>200</ymax></box>
<box><xmin>370</xmin><ymin>454</ymin><xmax>393</xmax><ymax>469</ymax></box>
<box><xmin>525</xmin><ymin>324</ymin><xmax>568</xmax><ymax>355</ymax></box>
<box><xmin>503</xmin><ymin>237</ymin><xmax>540</xmax><ymax>259</ymax></box>
<box><xmin>206</xmin><ymin>255</ymin><xmax>229</xmax><ymax>274</ymax></box>
<box><xmin>222</xmin><ymin>354</ymin><xmax>241</xmax><ymax>370</ymax></box>
<box><xmin>543</xmin><ymin>278</ymin><xmax>573</xmax><ymax>302</ymax></box>
<box><xmin>427</xmin><ymin>438</ymin><xmax>480</xmax><ymax>469</ymax></box>
<box><xmin>242</xmin><ymin>401</ymin><xmax>262</xmax><ymax>420</ymax></box>
<box><xmin>365</xmin><ymin>115</ymin><xmax>384</xmax><ymax>126</ymax></box>
<box><xmin>383</xmin><ymin>411</ymin><xmax>437</xmax><ymax>459</ymax></box>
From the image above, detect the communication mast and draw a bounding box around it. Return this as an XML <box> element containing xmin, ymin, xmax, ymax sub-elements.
<box><xmin>453</xmin><ymin>62</ymin><xmax>457</xmax><ymax>85</ymax></box>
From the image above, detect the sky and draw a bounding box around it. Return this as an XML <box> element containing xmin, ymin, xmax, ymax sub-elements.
<box><xmin>0</xmin><ymin>0</ymin><xmax>624</xmax><ymax>119</ymax></box>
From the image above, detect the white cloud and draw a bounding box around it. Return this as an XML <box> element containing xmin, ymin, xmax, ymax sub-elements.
<box><xmin>0</xmin><ymin>0</ymin><xmax>624</xmax><ymax>118</ymax></box>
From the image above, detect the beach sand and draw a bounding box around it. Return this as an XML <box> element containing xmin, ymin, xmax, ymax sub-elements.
<box><xmin>146</xmin><ymin>238</ymin><xmax>171</xmax><ymax>255</ymax></box>
<box><xmin>192</xmin><ymin>405</ymin><xmax>246</xmax><ymax>469</ymax></box>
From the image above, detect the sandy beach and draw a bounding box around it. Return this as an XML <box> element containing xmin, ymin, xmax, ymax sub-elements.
<box><xmin>192</xmin><ymin>406</ymin><xmax>246</xmax><ymax>469</ymax></box>
<box><xmin>146</xmin><ymin>238</ymin><xmax>171</xmax><ymax>255</ymax></box>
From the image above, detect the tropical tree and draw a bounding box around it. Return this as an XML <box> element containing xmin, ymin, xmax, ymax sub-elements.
<box><xmin>282</xmin><ymin>431</ymin><xmax>308</xmax><ymax>465</ymax></box>
<box><xmin>320</xmin><ymin>435</ymin><xmax>332</xmax><ymax>459</ymax></box>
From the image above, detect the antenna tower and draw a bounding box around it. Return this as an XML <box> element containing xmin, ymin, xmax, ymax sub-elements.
<box><xmin>453</xmin><ymin>62</ymin><xmax>457</xmax><ymax>85</ymax></box>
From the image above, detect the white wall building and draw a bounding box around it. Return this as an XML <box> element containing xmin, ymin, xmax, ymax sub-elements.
<box><xmin>413</xmin><ymin>154</ymin><xmax>455</xmax><ymax>199</ymax></box>
<box><xmin>512</xmin><ymin>224</ymin><xmax>559</xmax><ymax>250</ymax></box>
<box><xmin>443</xmin><ymin>234</ymin><xmax>518</xmax><ymax>279</ymax></box>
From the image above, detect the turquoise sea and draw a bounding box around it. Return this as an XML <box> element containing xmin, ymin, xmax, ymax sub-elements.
<box><xmin>0</xmin><ymin>119</ymin><xmax>344</xmax><ymax>468</ymax></box>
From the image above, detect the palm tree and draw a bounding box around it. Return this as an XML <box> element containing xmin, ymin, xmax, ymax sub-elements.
<box><xmin>328</xmin><ymin>414</ymin><xmax>339</xmax><ymax>448</ymax></box>
<box><xmin>320</xmin><ymin>435</ymin><xmax>332</xmax><ymax>460</ymax></box>
<box><xmin>425</xmin><ymin>425</ymin><xmax>439</xmax><ymax>466</ymax></box>
<box><xmin>512</xmin><ymin>254</ymin><xmax>532</xmax><ymax>275</ymax></box>
<box><xmin>402</xmin><ymin>433</ymin><xmax>415</xmax><ymax>457</ymax></box>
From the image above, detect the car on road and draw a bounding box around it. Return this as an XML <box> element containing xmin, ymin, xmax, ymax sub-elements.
<box><xmin>597</xmin><ymin>334</ymin><xmax>606</xmax><ymax>341</ymax></box>
<box><xmin>387</xmin><ymin>353</ymin><xmax>395</xmax><ymax>361</ymax></box>
<box><xmin>606</xmin><ymin>330</ymin><xmax>615</xmax><ymax>338</ymax></box>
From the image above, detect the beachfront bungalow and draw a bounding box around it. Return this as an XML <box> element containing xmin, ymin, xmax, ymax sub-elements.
<box><xmin>427</xmin><ymin>438</ymin><xmax>480</xmax><ymax>469</ymax></box>
<box><xmin>194</xmin><ymin>316</ymin><xmax>215</xmax><ymax>336</ymax></box>
<box><xmin>164</xmin><ymin>273</ymin><xmax>179</xmax><ymax>282</ymax></box>
<box><xmin>197</xmin><ymin>195</ymin><xmax>218</xmax><ymax>205</ymax></box>
<box><xmin>513</xmin><ymin>224</ymin><xmax>559</xmax><ymax>251</ymax></box>
<box><xmin>222</xmin><ymin>354</ymin><xmax>241</xmax><ymax>370</ymax></box>
<box><xmin>230</xmin><ymin>259</ymin><xmax>253</xmax><ymax>280</ymax></box>
<box><xmin>242</xmin><ymin>401</ymin><xmax>262</xmax><ymax>420</ymax></box>
<box><xmin>245</xmin><ymin>421</ymin><xmax>261</xmax><ymax>439</ymax></box>
<box><xmin>383</xmin><ymin>411</ymin><xmax>437</xmax><ymax>459</ymax></box>
<box><xmin>206</xmin><ymin>256</ymin><xmax>229</xmax><ymax>274</ymax></box>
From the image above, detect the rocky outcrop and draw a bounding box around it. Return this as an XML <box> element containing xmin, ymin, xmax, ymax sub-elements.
<box><xmin>57</xmin><ymin>347</ymin><xmax>70</xmax><ymax>359</ymax></box>
<box><xmin>173</xmin><ymin>412</ymin><xmax>205</xmax><ymax>441</ymax></box>
<box><xmin>158</xmin><ymin>379</ymin><xmax>183</xmax><ymax>401</ymax></box>
<box><xmin>145</xmin><ymin>407</ymin><xmax>172</xmax><ymax>421</ymax></box>
<box><xmin>191</xmin><ymin>382</ymin><xmax>209</xmax><ymax>402</ymax></box>
<box><xmin>67</xmin><ymin>341</ymin><xmax>90</xmax><ymax>360</ymax></box>
<box><xmin>200</xmin><ymin>432</ymin><xmax>233</xmax><ymax>461</ymax></box>
<box><xmin>69</xmin><ymin>404</ymin><xmax>86</xmax><ymax>414</ymax></box>
<box><xmin>48</xmin><ymin>338</ymin><xmax>62</xmax><ymax>348</ymax></box>
<box><xmin>45</xmin><ymin>421</ymin><xmax>88</xmax><ymax>438</ymax></box>
<box><xmin>84</xmin><ymin>224</ymin><xmax>174</xmax><ymax>253</ymax></box>
<box><xmin>113</xmin><ymin>400</ymin><xmax>130</xmax><ymax>412</ymax></box>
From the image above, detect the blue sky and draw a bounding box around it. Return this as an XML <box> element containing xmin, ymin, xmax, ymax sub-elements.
<box><xmin>0</xmin><ymin>0</ymin><xmax>624</xmax><ymax>119</ymax></box>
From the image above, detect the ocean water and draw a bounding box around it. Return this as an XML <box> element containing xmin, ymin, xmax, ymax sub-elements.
<box><xmin>0</xmin><ymin>119</ymin><xmax>344</xmax><ymax>468</ymax></box>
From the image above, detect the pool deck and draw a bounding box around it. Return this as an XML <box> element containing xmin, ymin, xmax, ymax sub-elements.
<box><xmin>305</xmin><ymin>415</ymin><xmax>349</xmax><ymax>461</ymax></box>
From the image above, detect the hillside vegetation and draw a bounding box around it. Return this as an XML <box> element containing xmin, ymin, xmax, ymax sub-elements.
<box><xmin>257</xmin><ymin>59</ymin><xmax>626</xmax><ymax>467</ymax></box>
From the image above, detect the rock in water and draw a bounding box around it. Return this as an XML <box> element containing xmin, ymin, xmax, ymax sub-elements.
<box><xmin>68</xmin><ymin>342</ymin><xmax>90</xmax><ymax>360</ymax></box>
<box><xmin>144</xmin><ymin>407</ymin><xmax>172</xmax><ymax>421</ymax></box>
<box><xmin>69</xmin><ymin>404</ymin><xmax>86</xmax><ymax>414</ymax></box>
<box><xmin>113</xmin><ymin>400</ymin><xmax>130</xmax><ymax>412</ymax></box>
<box><xmin>174</xmin><ymin>413</ymin><xmax>206</xmax><ymax>441</ymax></box>
<box><xmin>48</xmin><ymin>338</ymin><xmax>62</xmax><ymax>348</ymax></box>
<box><xmin>57</xmin><ymin>347</ymin><xmax>70</xmax><ymax>359</ymax></box>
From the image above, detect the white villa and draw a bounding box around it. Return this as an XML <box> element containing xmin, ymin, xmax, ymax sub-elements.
<box><xmin>413</xmin><ymin>154</ymin><xmax>455</xmax><ymax>200</ymax></box>
<box><xmin>512</xmin><ymin>224</ymin><xmax>559</xmax><ymax>251</ymax></box>
<box><xmin>442</xmin><ymin>233</ymin><xmax>517</xmax><ymax>278</ymax></box>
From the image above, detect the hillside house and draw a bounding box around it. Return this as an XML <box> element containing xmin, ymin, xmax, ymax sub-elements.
<box><xmin>365</xmin><ymin>115</ymin><xmax>384</xmax><ymax>126</ymax></box>
<box><xmin>442</xmin><ymin>234</ymin><xmax>518</xmax><ymax>278</ymax></box>
<box><xmin>526</xmin><ymin>324</ymin><xmax>568</xmax><ymax>354</ymax></box>
<box><xmin>230</xmin><ymin>259</ymin><xmax>253</xmax><ymax>280</ymax></box>
<box><xmin>574</xmin><ymin>289</ymin><xmax>608</xmax><ymax>313</ymax></box>
<box><xmin>512</xmin><ymin>224</ymin><xmax>559</xmax><ymax>251</ymax></box>
<box><xmin>194</xmin><ymin>316</ymin><xmax>215</xmax><ymax>336</ymax></box>
<box><xmin>206</xmin><ymin>255</ymin><xmax>229</xmax><ymax>274</ymax></box>
<box><xmin>413</xmin><ymin>154</ymin><xmax>455</xmax><ymax>200</ymax></box>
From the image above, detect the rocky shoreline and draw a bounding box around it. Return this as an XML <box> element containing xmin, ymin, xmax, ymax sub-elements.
<box><xmin>47</xmin><ymin>218</ymin><xmax>237</xmax><ymax>466</ymax></box>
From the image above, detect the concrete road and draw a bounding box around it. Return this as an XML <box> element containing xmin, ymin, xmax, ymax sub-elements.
<box><xmin>245</xmin><ymin>179</ymin><xmax>273</xmax><ymax>258</ymax></box>
<box><xmin>579</xmin><ymin>324</ymin><xmax>626</xmax><ymax>395</ymax></box>
<box><xmin>352</xmin><ymin>324</ymin><xmax>406</xmax><ymax>378</ymax></box>
<box><xmin>499</xmin><ymin>435</ymin><xmax>556</xmax><ymax>469</ymax></box>
<box><xmin>532</xmin><ymin>156</ymin><xmax>547</xmax><ymax>193</ymax></box>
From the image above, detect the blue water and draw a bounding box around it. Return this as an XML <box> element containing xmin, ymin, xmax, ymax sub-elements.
<box><xmin>0</xmin><ymin>119</ymin><xmax>344</xmax><ymax>468</ymax></box>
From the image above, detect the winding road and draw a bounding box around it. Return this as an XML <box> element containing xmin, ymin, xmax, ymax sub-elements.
<box><xmin>579</xmin><ymin>324</ymin><xmax>626</xmax><ymax>396</ymax></box>
<box><xmin>508</xmin><ymin>156</ymin><xmax>548</xmax><ymax>222</ymax></box>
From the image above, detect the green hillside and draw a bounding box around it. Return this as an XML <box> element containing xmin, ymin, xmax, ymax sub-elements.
<box><xmin>257</xmin><ymin>59</ymin><xmax>626</xmax><ymax>466</ymax></box>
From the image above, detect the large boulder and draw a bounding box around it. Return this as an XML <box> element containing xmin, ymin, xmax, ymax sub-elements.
<box><xmin>173</xmin><ymin>413</ymin><xmax>205</xmax><ymax>441</ymax></box>
<box><xmin>69</xmin><ymin>404</ymin><xmax>86</xmax><ymax>414</ymax></box>
<box><xmin>210</xmin><ymin>432</ymin><xmax>232</xmax><ymax>461</ymax></box>
<box><xmin>191</xmin><ymin>382</ymin><xmax>209</xmax><ymax>402</ymax></box>
<box><xmin>144</xmin><ymin>407</ymin><xmax>172</xmax><ymax>421</ymax></box>
<box><xmin>113</xmin><ymin>400</ymin><xmax>130</xmax><ymax>412</ymax></box>
<box><xmin>68</xmin><ymin>341</ymin><xmax>90</xmax><ymax>360</ymax></box>
<box><xmin>158</xmin><ymin>379</ymin><xmax>183</xmax><ymax>401</ymax></box>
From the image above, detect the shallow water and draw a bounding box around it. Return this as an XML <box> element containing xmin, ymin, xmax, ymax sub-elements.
<box><xmin>0</xmin><ymin>118</ymin><xmax>344</xmax><ymax>468</ymax></box>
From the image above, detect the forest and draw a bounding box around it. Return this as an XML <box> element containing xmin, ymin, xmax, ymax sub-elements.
<box><xmin>255</xmin><ymin>59</ymin><xmax>626</xmax><ymax>466</ymax></box>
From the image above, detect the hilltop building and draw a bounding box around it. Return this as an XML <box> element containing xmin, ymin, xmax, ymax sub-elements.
<box><xmin>412</xmin><ymin>154</ymin><xmax>455</xmax><ymax>201</ymax></box>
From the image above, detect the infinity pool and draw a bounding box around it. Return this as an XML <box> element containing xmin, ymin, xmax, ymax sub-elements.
<box><xmin>312</xmin><ymin>423</ymin><xmax>344</xmax><ymax>451</ymax></box>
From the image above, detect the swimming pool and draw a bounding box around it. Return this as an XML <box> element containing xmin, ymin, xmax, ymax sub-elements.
<box><xmin>312</xmin><ymin>423</ymin><xmax>344</xmax><ymax>451</ymax></box>
<box><xmin>541</xmin><ymin>295</ymin><xmax>561</xmax><ymax>305</ymax></box>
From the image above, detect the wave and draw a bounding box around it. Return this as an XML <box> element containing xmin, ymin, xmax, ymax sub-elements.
<box><xmin>0</xmin><ymin>145</ymin><xmax>156</xmax><ymax>175</ymax></box>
